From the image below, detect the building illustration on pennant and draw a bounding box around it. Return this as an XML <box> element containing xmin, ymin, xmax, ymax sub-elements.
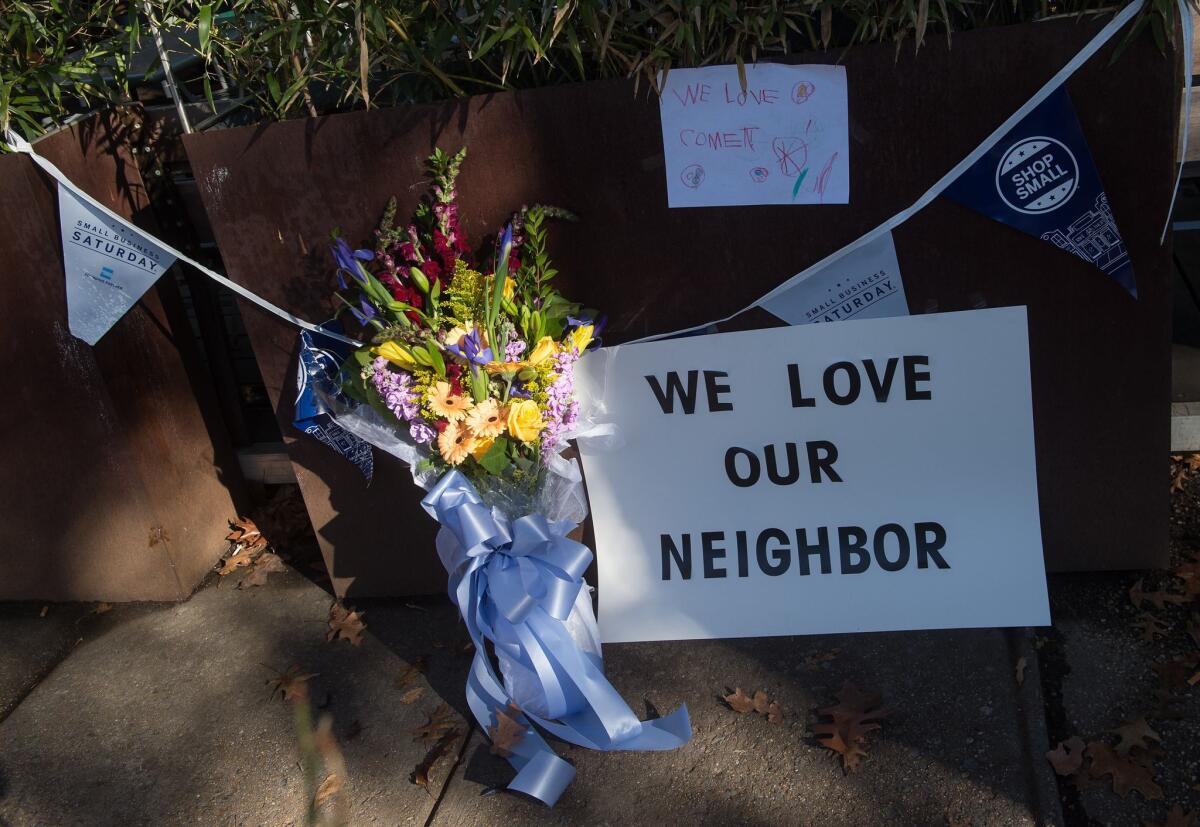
<box><xmin>1040</xmin><ymin>193</ymin><xmax>1130</xmax><ymax>276</ymax></box>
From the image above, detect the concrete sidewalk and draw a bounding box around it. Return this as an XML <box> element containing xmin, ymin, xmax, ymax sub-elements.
<box><xmin>0</xmin><ymin>562</ymin><xmax>1064</xmax><ymax>826</ymax></box>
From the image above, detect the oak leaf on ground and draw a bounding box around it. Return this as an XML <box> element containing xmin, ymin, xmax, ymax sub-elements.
<box><xmin>1134</xmin><ymin>612</ymin><xmax>1171</xmax><ymax>642</ymax></box>
<box><xmin>395</xmin><ymin>657</ymin><xmax>428</xmax><ymax>689</ymax></box>
<box><xmin>813</xmin><ymin>683</ymin><xmax>890</xmax><ymax>772</ymax></box>
<box><xmin>1153</xmin><ymin>656</ymin><xmax>1200</xmax><ymax>690</ymax></box>
<box><xmin>724</xmin><ymin>687</ymin><xmax>756</xmax><ymax>713</ymax></box>
<box><xmin>1131</xmin><ymin>579</ymin><xmax>1189</xmax><ymax>611</ymax></box>
<box><xmin>238</xmin><ymin>552</ymin><xmax>287</xmax><ymax>589</ymax></box>
<box><xmin>267</xmin><ymin>665</ymin><xmax>318</xmax><ymax>702</ymax></box>
<box><xmin>1112</xmin><ymin>718</ymin><xmax>1162</xmax><ymax>755</ymax></box>
<box><xmin>1086</xmin><ymin>741</ymin><xmax>1163</xmax><ymax>800</ymax></box>
<box><xmin>1046</xmin><ymin>736</ymin><xmax>1086</xmax><ymax>776</ymax></box>
<box><xmin>723</xmin><ymin>687</ymin><xmax>784</xmax><ymax>723</ymax></box>
<box><xmin>412</xmin><ymin>702</ymin><xmax>459</xmax><ymax>748</ymax></box>
<box><xmin>399</xmin><ymin>686</ymin><xmax>425</xmax><ymax>704</ymax></box>
<box><xmin>326</xmin><ymin>603</ymin><xmax>366</xmax><ymax>646</ymax></box>
<box><xmin>488</xmin><ymin>704</ymin><xmax>527</xmax><ymax>757</ymax></box>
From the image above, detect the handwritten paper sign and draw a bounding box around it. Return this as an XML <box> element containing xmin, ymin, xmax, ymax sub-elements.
<box><xmin>659</xmin><ymin>63</ymin><xmax>850</xmax><ymax>208</ymax></box>
<box><xmin>759</xmin><ymin>232</ymin><xmax>909</xmax><ymax>325</ymax></box>
<box><xmin>577</xmin><ymin>308</ymin><xmax>1049</xmax><ymax>643</ymax></box>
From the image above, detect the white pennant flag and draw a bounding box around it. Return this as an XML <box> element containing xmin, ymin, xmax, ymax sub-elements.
<box><xmin>758</xmin><ymin>231</ymin><xmax>909</xmax><ymax>325</ymax></box>
<box><xmin>58</xmin><ymin>182</ymin><xmax>176</xmax><ymax>344</ymax></box>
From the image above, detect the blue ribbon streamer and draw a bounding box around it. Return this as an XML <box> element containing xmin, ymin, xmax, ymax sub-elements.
<box><xmin>421</xmin><ymin>470</ymin><xmax>691</xmax><ymax>805</ymax></box>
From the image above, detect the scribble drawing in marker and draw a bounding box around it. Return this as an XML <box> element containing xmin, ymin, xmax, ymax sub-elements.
<box><xmin>792</xmin><ymin>81</ymin><xmax>816</xmax><ymax>104</ymax></box>
<box><xmin>772</xmin><ymin>137</ymin><xmax>807</xmax><ymax>177</ymax></box>
<box><xmin>814</xmin><ymin>152</ymin><xmax>839</xmax><ymax>200</ymax></box>
<box><xmin>680</xmin><ymin>164</ymin><xmax>706</xmax><ymax>189</ymax></box>
<box><xmin>792</xmin><ymin>168</ymin><xmax>809</xmax><ymax>200</ymax></box>
<box><xmin>750</xmin><ymin>167</ymin><xmax>770</xmax><ymax>183</ymax></box>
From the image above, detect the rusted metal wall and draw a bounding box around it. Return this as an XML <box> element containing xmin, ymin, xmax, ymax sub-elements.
<box><xmin>0</xmin><ymin>110</ymin><xmax>241</xmax><ymax>601</ymax></box>
<box><xmin>184</xmin><ymin>17</ymin><xmax>1176</xmax><ymax>595</ymax></box>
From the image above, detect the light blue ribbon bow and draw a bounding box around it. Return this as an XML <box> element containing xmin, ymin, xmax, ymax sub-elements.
<box><xmin>421</xmin><ymin>470</ymin><xmax>691</xmax><ymax>806</ymax></box>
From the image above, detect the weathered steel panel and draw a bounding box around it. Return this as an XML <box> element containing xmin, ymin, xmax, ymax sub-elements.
<box><xmin>185</xmin><ymin>17</ymin><xmax>1176</xmax><ymax>593</ymax></box>
<box><xmin>0</xmin><ymin>110</ymin><xmax>241</xmax><ymax>601</ymax></box>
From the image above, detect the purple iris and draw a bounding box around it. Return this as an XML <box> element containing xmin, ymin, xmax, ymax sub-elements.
<box><xmin>498</xmin><ymin>224</ymin><xmax>514</xmax><ymax>263</ymax></box>
<box><xmin>331</xmin><ymin>238</ymin><xmax>374</xmax><ymax>289</ymax></box>
<box><xmin>349</xmin><ymin>297</ymin><xmax>377</xmax><ymax>325</ymax></box>
<box><xmin>445</xmin><ymin>328</ymin><xmax>494</xmax><ymax>366</ymax></box>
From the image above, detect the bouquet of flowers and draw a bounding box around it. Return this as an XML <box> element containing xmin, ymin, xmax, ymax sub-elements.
<box><xmin>299</xmin><ymin>147</ymin><xmax>689</xmax><ymax>806</ymax></box>
<box><xmin>330</xmin><ymin>147</ymin><xmax>596</xmax><ymax>512</ymax></box>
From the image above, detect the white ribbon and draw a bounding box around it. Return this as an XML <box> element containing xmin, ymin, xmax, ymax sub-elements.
<box><xmin>3</xmin><ymin>128</ymin><xmax>358</xmax><ymax>347</ymax></box>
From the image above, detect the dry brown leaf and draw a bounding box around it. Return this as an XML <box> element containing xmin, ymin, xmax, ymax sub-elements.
<box><xmin>752</xmin><ymin>690</ymin><xmax>771</xmax><ymax>715</ymax></box>
<box><xmin>1154</xmin><ymin>656</ymin><xmax>1199</xmax><ymax>690</ymax></box>
<box><xmin>1015</xmin><ymin>656</ymin><xmax>1027</xmax><ymax>686</ymax></box>
<box><xmin>412</xmin><ymin>703</ymin><xmax>459</xmax><ymax>748</ymax></box>
<box><xmin>38</xmin><ymin>605</ymin><xmax>48</xmax><ymax>618</ymax></box>
<box><xmin>724</xmin><ymin>687</ymin><xmax>756</xmax><ymax>713</ymax></box>
<box><xmin>1112</xmin><ymin>718</ymin><xmax>1162</xmax><ymax>755</ymax></box>
<box><xmin>1144</xmin><ymin>805</ymin><xmax>1196</xmax><ymax>827</ymax></box>
<box><xmin>148</xmin><ymin>525</ymin><xmax>171</xmax><ymax>547</ymax></box>
<box><xmin>488</xmin><ymin>704</ymin><xmax>527</xmax><ymax>757</ymax></box>
<box><xmin>1087</xmin><ymin>741</ymin><xmax>1163</xmax><ymax>800</ymax></box>
<box><xmin>1171</xmin><ymin>468</ymin><xmax>1188</xmax><ymax>495</ymax></box>
<box><xmin>399</xmin><ymin>686</ymin><xmax>425</xmax><ymax>705</ymax></box>
<box><xmin>313</xmin><ymin>773</ymin><xmax>342</xmax><ymax>809</ymax></box>
<box><xmin>1131</xmin><ymin>579</ymin><xmax>1189</xmax><ymax>611</ymax></box>
<box><xmin>813</xmin><ymin>683</ymin><xmax>890</xmax><ymax>772</ymax></box>
<box><xmin>395</xmin><ymin>657</ymin><xmax>428</xmax><ymax>689</ymax></box>
<box><xmin>767</xmin><ymin>702</ymin><xmax>784</xmax><ymax>724</ymax></box>
<box><xmin>267</xmin><ymin>665</ymin><xmax>318</xmax><ymax>702</ymax></box>
<box><xmin>1046</xmin><ymin>736</ymin><xmax>1086</xmax><ymax>776</ymax></box>
<box><xmin>238</xmin><ymin>552</ymin><xmax>287</xmax><ymax>589</ymax></box>
<box><xmin>411</xmin><ymin>728</ymin><xmax>459</xmax><ymax>790</ymax></box>
<box><xmin>327</xmin><ymin>603</ymin><xmax>366</xmax><ymax>646</ymax></box>
<box><xmin>1134</xmin><ymin>612</ymin><xmax>1170</xmax><ymax>642</ymax></box>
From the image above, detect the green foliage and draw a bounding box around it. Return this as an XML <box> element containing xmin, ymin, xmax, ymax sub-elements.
<box><xmin>2</xmin><ymin>0</ymin><xmax>1189</xmax><ymax>141</ymax></box>
<box><xmin>1</xmin><ymin>1</ymin><xmax>137</xmax><ymax>137</ymax></box>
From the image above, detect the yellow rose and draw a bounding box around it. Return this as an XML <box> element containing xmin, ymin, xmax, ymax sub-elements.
<box><xmin>506</xmin><ymin>399</ymin><xmax>546</xmax><ymax>443</ymax></box>
<box><xmin>569</xmin><ymin>324</ymin><xmax>594</xmax><ymax>354</ymax></box>
<box><xmin>375</xmin><ymin>341</ymin><xmax>418</xmax><ymax>370</ymax></box>
<box><xmin>526</xmin><ymin>336</ymin><xmax>557</xmax><ymax>367</ymax></box>
<box><xmin>471</xmin><ymin>436</ymin><xmax>495</xmax><ymax>460</ymax></box>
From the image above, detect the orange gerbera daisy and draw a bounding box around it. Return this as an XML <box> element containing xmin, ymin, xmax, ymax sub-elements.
<box><xmin>428</xmin><ymin>381</ymin><xmax>472</xmax><ymax>421</ymax></box>
<box><xmin>438</xmin><ymin>420</ymin><xmax>476</xmax><ymax>466</ymax></box>
<box><xmin>465</xmin><ymin>399</ymin><xmax>507</xmax><ymax>438</ymax></box>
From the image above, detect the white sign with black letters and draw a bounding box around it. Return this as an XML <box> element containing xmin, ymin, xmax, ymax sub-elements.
<box><xmin>58</xmin><ymin>183</ymin><xmax>175</xmax><ymax>345</ymax></box>
<box><xmin>577</xmin><ymin>307</ymin><xmax>1049</xmax><ymax>643</ymax></box>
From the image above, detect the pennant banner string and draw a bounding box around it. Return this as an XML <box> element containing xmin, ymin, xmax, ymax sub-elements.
<box><xmin>627</xmin><ymin>0</ymin><xmax>1156</xmax><ymax>344</ymax></box>
<box><xmin>2</xmin><ymin>128</ymin><xmax>359</xmax><ymax>347</ymax></box>
<box><xmin>3</xmin><ymin>0</ymin><xmax>1186</xmax><ymax>349</ymax></box>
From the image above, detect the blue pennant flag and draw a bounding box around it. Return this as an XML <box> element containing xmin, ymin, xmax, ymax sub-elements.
<box><xmin>943</xmin><ymin>86</ymin><xmax>1135</xmax><ymax>297</ymax></box>
<box><xmin>294</xmin><ymin>324</ymin><xmax>374</xmax><ymax>482</ymax></box>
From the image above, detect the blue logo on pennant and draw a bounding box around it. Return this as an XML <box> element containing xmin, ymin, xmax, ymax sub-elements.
<box><xmin>99</xmin><ymin>266</ymin><xmax>114</xmax><ymax>280</ymax></box>
<box><xmin>995</xmin><ymin>137</ymin><xmax>1079</xmax><ymax>215</ymax></box>
<box><xmin>943</xmin><ymin>87</ymin><xmax>1135</xmax><ymax>296</ymax></box>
